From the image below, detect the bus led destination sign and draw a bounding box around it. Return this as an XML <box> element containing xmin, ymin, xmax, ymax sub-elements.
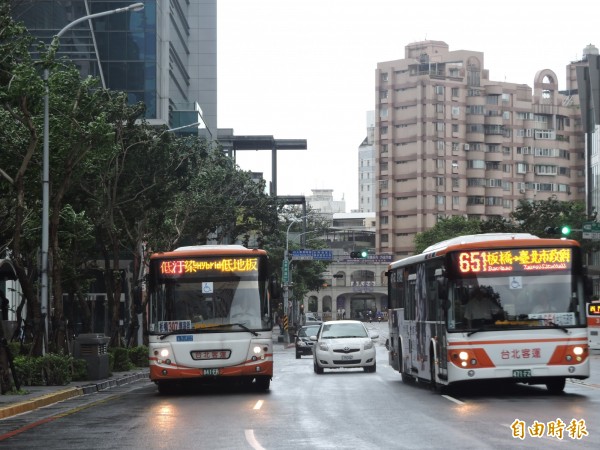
<box><xmin>160</xmin><ymin>258</ymin><xmax>258</xmax><ymax>275</ymax></box>
<box><xmin>455</xmin><ymin>248</ymin><xmax>572</xmax><ymax>274</ymax></box>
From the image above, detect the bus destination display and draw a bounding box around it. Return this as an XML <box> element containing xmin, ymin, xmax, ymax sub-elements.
<box><xmin>454</xmin><ymin>248</ymin><xmax>572</xmax><ymax>274</ymax></box>
<box><xmin>159</xmin><ymin>257</ymin><xmax>258</xmax><ymax>277</ymax></box>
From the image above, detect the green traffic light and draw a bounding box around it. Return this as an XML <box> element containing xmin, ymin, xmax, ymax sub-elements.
<box><xmin>360</xmin><ymin>250</ymin><xmax>368</xmax><ymax>258</ymax></box>
<box><xmin>561</xmin><ymin>225</ymin><xmax>571</xmax><ymax>236</ymax></box>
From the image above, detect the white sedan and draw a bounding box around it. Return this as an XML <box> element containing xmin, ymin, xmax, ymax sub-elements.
<box><xmin>311</xmin><ymin>320</ymin><xmax>378</xmax><ymax>374</ymax></box>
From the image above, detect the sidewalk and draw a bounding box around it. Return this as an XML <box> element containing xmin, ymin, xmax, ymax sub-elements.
<box><xmin>0</xmin><ymin>369</ymin><xmax>149</xmax><ymax>420</ymax></box>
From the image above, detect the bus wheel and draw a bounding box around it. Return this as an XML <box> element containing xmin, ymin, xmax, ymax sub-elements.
<box><xmin>546</xmin><ymin>378</ymin><xmax>566</xmax><ymax>394</ymax></box>
<box><xmin>253</xmin><ymin>376</ymin><xmax>270</xmax><ymax>391</ymax></box>
<box><xmin>157</xmin><ymin>381</ymin><xmax>175</xmax><ymax>395</ymax></box>
<box><xmin>430</xmin><ymin>355</ymin><xmax>445</xmax><ymax>394</ymax></box>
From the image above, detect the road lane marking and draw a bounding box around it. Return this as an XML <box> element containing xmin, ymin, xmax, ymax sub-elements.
<box><xmin>245</xmin><ymin>429</ymin><xmax>266</xmax><ymax>450</ymax></box>
<box><xmin>253</xmin><ymin>400</ymin><xmax>264</xmax><ymax>410</ymax></box>
<box><xmin>442</xmin><ymin>394</ymin><xmax>465</xmax><ymax>405</ymax></box>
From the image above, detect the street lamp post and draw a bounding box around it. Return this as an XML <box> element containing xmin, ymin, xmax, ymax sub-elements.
<box><xmin>41</xmin><ymin>2</ymin><xmax>144</xmax><ymax>353</ymax></box>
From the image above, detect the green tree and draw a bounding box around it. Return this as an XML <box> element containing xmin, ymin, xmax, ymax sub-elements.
<box><xmin>414</xmin><ymin>216</ymin><xmax>482</xmax><ymax>253</ymax></box>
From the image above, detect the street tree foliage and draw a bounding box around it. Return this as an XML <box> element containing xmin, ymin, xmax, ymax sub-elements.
<box><xmin>263</xmin><ymin>208</ymin><xmax>330</xmax><ymax>307</ymax></box>
<box><xmin>413</xmin><ymin>197</ymin><xmax>590</xmax><ymax>254</ymax></box>
<box><xmin>0</xmin><ymin>5</ymin><xmax>279</xmax><ymax>365</ymax></box>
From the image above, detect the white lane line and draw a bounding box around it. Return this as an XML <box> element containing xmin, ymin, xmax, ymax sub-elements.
<box><xmin>253</xmin><ymin>400</ymin><xmax>264</xmax><ymax>410</ymax></box>
<box><xmin>442</xmin><ymin>394</ymin><xmax>465</xmax><ymax>405</ymax></box>
<box><xmin>245</xmin><ymin>429</ymin><xmax>266</xmax><ymax>450</ymax></box>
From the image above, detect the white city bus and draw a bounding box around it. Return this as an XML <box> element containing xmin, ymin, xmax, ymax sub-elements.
<box><xmin>386</xmin><ymin>234</ymin><xmax>591</xmax><ymax>394</ymax></box>
<box><xmin>588</xmin><ymin>301</ymin><xmax>600</xmax><ymax>350</ymax></box>
<box><xmin>147</xmin><ymin>245</ymin><xmax>276</xmax><ymax>393</ymax></box>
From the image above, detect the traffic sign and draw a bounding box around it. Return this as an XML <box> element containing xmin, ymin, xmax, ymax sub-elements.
<box><xmin>583</xmin><ymin>222</ymin><xmax>600</xmax><ymax>240</ymax></box>
<box><xmin>282</xmin><ymin>260</ymin><xmax>289</xmax><ymax>283</ymax></box>
<box><xmin>290</xmin><ymin>250</ymin><xmax>333</xmax><ymax>261</ymax></box>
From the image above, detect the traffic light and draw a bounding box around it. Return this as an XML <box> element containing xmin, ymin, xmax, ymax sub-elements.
<box><xmin>544</xmin><ymin>226</ymin><xmax>571</xmax><ymax>237</ymax></box>
<box><xmin>350</xmin><ymin>250</ymin><xmax>369</xmax><ymax>258</ymax></box>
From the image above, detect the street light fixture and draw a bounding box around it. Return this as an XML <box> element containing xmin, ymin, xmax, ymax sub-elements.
<box><xmin>41</xmin><ymin>2</ymin><xmax>144</xmax><ymax>353</ymax></box>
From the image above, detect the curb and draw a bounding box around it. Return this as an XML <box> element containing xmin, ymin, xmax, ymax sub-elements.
<box><xmin>0</xmin><ymin>387</ymin><xmax>83</xmax><ymax>419</ymax></box>
<box><xmin>0</xmin><ymin>371</ymin><xmax>148</xmax><ymax>420</ymax></box>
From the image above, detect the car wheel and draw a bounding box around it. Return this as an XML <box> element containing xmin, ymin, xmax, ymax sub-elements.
<box><xmin>296</xmin><ymin>352</ymin><xmax>300</xmax><ymax>359</ymax></box>
<box><xmin>364</xmin><ymin>361</ymin><xmax>376</xmax><ymax>373</ymax></box>
<box><xmin>314</xmin><ymin>360</ymin><xmax>324</xmax><ymax>374</ymax></box>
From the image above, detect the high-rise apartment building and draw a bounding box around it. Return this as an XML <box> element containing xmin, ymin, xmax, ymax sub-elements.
<box><xmin>576</xmin><ymin>44</ymin><xmax>600</xmax><ymax>289</ymax></box>
<box><xmin>358</xmin><ymin>111</ymin><xmax>376</xmax><ymax>213</ymax></box>
<box><xmin>375</xmin><ymin>40</ymin><xmax>585</xmax><ymax>258</ymax></box>
<box><xmin>11</xmin><ymin>0</ymin><xmax>217</xmax><ymax>133</ymax></box>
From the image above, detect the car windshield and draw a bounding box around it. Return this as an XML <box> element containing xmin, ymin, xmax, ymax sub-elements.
<box><xmin>321</xmin><ymin>323</ymin><xmax>368</xmax><ymax>339</ymax></box>
<box><xmin>300</xmin><ymin>326</ymin><xmax>320</xmax><ymax>337</ymax></box>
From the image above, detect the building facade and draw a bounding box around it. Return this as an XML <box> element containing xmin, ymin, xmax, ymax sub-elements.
<box><xmin>11</xmin><ymin>0</ymin><xmax>217</xmax><ymax>133</ymax></box>
<box><xmin>358</xmin><ymin>111</ymin><xmax>376</xmax><ymax>213</ymax></box>
<box><xmin>375</xmin><ymin>40</ymin><xmax>585</xmax><ymax>259</ymax></box>
<box><xmin>576</xmin><ymin>45</ymin><xmax>600</xmax><ymax>291</ymax></box>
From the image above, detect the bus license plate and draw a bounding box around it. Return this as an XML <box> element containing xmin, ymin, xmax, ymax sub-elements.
<box><xmin>513</xmin><ymin>369</ymin><xmax>531</xmax><ymax>378</ymax></box>
<box><xmin>203</xmin><ymin>368</ymin><xmax>220</xmax><ymax>376</ymax></box>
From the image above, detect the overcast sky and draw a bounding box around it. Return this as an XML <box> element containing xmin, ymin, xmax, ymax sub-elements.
<box><xmin>217</xmin><ymin>0</ymin><xmax>598</xmax><ymax>212</ymax></box>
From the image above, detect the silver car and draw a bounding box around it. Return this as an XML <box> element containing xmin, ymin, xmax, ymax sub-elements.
<box><xmin>312</xmin><ymin>320</ymin><xmax>378</xmax><ymax>374</ymax></box>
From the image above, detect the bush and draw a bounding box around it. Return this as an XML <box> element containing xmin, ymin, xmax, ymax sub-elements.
<box><xmin>13</xmin><ymin>353</ymin><xmax>73</xmax><ymax>386</ymax></box>
<box><xmin>71</xmin><ymin>358</ymin><xmax>88</xmax><ymax>381</ymax></box>
<box><xmin>41</xmin><ymin>353</ymin><xmax>72</xmax><ymax>385</ymax></box>
<box><xmin>128</xmin><ymin>345</ymin><xmax>148</xmax><ymax>367</ymax></box>
<box><xmin>110</xmin><ymin>347</ymin><xmax>133</xmax><ymax>372</ymax></box>
<box><xmin>13</xmin><ymin>355</ymin><xmax>45</xmax><ymax>386</ymax></box>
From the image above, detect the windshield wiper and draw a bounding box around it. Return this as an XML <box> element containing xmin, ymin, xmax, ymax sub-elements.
<box><xmin>467</xmin><ymin>328</ymin><xmax>486</xmax><ymax>337</ymax></box>
<box><xmin>158</xmin><ymin>323</ymin><xmax>258</xmax><ymax>340</ymax></box>
<box><xmin>547</xmin><ymin>321</ymin><xmax>569</xmax><ymax>334</ymax></box>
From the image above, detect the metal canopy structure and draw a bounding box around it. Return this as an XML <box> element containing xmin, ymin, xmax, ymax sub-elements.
<box><xmin>216</xmin><ymin>131</ymin><xmax>307</xmax><ymax>196</ymax></box>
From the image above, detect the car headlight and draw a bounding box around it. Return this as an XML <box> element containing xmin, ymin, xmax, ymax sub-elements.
<box><xmin>364</xmin><ymin>340</ymin><xmax>374</xmax><ymax>350</ymax></box>
<box><xmin>297</xmin><ymin>340</ymin><xmax>307</xmax><ymax>347</ymax></box>
<box><xmin>318</xmin><ymin>342</ymin><xmax>329</xmax><ymax>351</ymax></box>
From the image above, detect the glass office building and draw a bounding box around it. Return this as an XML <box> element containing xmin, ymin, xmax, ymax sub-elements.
<box><xmin>11</xmin><ymin>0</ymin><xmax>217</xmax><ymax>133</ymax></box>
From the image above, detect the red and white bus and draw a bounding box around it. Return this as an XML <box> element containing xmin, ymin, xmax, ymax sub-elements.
<box><xmin>386</xmin><ymin>233</ymin><xmax>591</xmax><ymax>394</ymax></box>
<box><xmin>588</xmin><ymin>301</ymin><xmax>600</xmax><ymax>350</ymax></box>
<box><xmin>147</xmin><ymin>245</ymin><xmax>276</xmax><ymax>393</ymax></box>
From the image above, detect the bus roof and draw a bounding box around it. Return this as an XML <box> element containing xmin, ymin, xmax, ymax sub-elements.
<box><xmin>150</xmin><ymin>245</ymin><xmax>267</xmax><ymax>260</ymax></box>
<box><xmin>388</xmin><ymin>233</ymin><xmax>580</xmax><ymax>270</ymax></box>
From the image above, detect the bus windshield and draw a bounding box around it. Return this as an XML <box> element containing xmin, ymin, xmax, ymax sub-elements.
<box><xmin>147</xmin><ymin>252</ymin><xmax>270</xmax><ymax>333</ymax></box>
<box><xmin>149</xmin><ymin>278</ymin><xmax>265</xmax><ymax>333</ymax></box>
<box><xmin>447</xmin><ymin>272</ymin><xmax>586</xmax><ymax>331</ymax></box>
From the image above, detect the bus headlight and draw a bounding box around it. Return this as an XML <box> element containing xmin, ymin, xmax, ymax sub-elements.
<box><xmin>573</xmin><ymin>346</ymin><xmax>584</xmax><ymax>356</ymax></box>
<box><xmin>154</xmin><ymin>348</ymin><xmax>169</xmax><ymax>358</ymax></box>
<box><xmin>459</xmin><ymin>351</ymin><xmax>469</xmax><ymax>361</ymax></box>
<box><xmin>253</xmin><ymin>346</ymin><xmax>262</xmax><ymax>355</ymax></box>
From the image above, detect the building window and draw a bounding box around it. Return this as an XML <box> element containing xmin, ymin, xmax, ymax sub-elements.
<box><xmin>381</xmin><ymin>234</ymin><xmax>389</xmax><ymax>243</ymax></box>
<box><xmin>380</xmin><ymin>72</ymin><xmax>388</xmax><ymax>82</ymax></box>
<box><xmin>452</xmin><ymin>87</ymin><xmax>459</xmax><ymax>97</ymax></box>
<box><xmin>451</xmin><ymin>106</ymin><xmax>460</xmax><ymax>116</ymax></box>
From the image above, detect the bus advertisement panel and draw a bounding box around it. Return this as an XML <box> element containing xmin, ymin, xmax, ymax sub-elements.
<box><xmin>386</xmin><ymin>234</ymin><xmax>590</xmax><ymax>394</ymax></box>
<box><xmin>147</xmin><ymin>245</ymin><xmax>275</xmax><ymax>393</ymax></box>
